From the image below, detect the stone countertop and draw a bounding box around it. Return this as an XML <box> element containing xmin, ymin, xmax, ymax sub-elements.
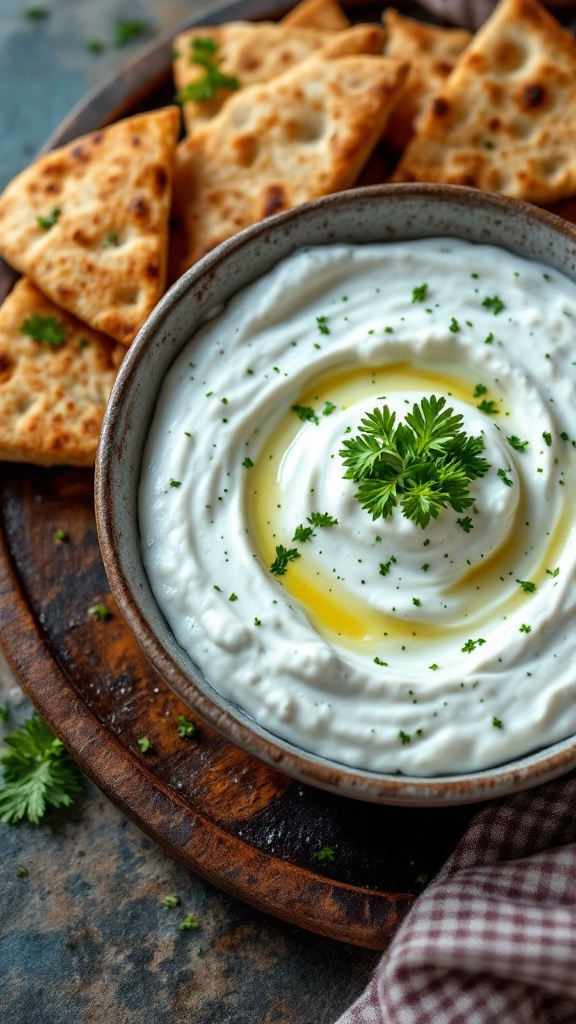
<box><xmin>0</xmin><ymin>3</ymin><xmax>380</xmax><ymax>1021</ymax></box>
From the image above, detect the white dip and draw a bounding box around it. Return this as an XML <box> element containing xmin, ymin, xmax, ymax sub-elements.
<box><xmin>139</xmin><ymin>239</ymin><xmax>576</xmax><ymax>776</ymax></box>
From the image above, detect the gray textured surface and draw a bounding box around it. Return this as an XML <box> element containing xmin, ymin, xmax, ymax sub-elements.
<box><xmin>0</xmin><ymin>668</ymin><xmax>379</xmax><ymax>1024</ymax></box>
<box><xmin>0</xmin><ymin>3</ymin><xmax>381</xmax><ymax>1021</ymax></box>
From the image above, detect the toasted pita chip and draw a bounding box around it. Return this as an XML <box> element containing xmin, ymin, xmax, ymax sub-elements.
<box><xmin>0</xmin><ymin>278</ymin><xmax>123</xmax><ymax>466</ymax></box>
<box><xmin>282</xmin><ymin>0</ymin><xmax>350</xmax><ymax>31</ymax></box>
<box><xmin>168</xmin><ymin>53</ymin><xmax>408</xmax><ymax>283</ymax></box>
<box><xmin>392</xmin><ymin>0</ymin><xmax>576</xmax><ymax>204</ymax></box>
<box><xmin>381</xmin><ymin>8</ymin><xmax>471</xmax><ymax>151</ymax></box>
<box><xmin>0</xmin><ymin>107</ymin><xmax>180</xmax><ymax>346</ymax></box>
<box><xmin>316</xmin><ymin>23</ymin><xmax>385</xmax><ymax>58</ymax></box>
<box><xmin>174</xmin><ymin>23</ymin><xmax>333</xmax><ymax>136</ymax></box>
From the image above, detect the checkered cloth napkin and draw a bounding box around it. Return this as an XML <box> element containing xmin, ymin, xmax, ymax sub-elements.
<box><xmin>335</xmin><ymin>776</ymin><xmax>576</xmax><ymax>1024</ymax></box>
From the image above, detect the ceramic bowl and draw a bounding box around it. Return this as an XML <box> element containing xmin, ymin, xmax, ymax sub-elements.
<box><xmin>95</xmin><ymin>183</ymin><xmax>576</xmax><ymax>806</ymax></box>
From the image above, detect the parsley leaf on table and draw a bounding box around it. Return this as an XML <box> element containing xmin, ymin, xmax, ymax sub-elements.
<box><xmin>0</xmin><ymin>714</ymin><xmax>83</xmax><ymax>825</ymax></box>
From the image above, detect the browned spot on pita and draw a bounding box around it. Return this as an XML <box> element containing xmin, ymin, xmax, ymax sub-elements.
<box><xmin>432</xmin><ymin>97</ymin><xmax>450</xmax><ymax>117</ymax></box>
<box><xmin>0</xmin><ymin>353</ymin><xmax>13</xmax><ymax>384</ymax></box>
<box><xmin>520</xmin><ymin>82</ymin><xmax>546</xmax><ymax>109</ymax></box>
<box><xmin>262</xmin><ymin>185</ymin><xmax>286</xmax><ymax>217</ymax></box>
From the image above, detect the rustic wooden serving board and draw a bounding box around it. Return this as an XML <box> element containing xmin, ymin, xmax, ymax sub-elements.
<box><xmin>0</xmin><ymin>0</ymin><xmax>480</xmax><ymax>949</ymax></box>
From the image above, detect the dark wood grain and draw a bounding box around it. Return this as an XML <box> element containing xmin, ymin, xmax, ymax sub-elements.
<box><xmin>0</xmin><ymin>0</ymin><xmax>477</xmax><ymax>948</ymax></box>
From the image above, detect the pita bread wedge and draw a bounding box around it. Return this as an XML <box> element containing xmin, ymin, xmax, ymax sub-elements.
<box><xmin>315</xmin><ymin>23</ymin><xmax>385</xmax><ymax>58</ymax></box>
<box><xmin>382</xmin><ymin>8</ymin><xmax>471</xmax><ymax>150</ymax></box>
<box><xmin>173</xmin><ymin>23</ymin><xmax>333</xmax><ymax>136</ymax></box>
<box><xmin>168</xmin><ymin>53</ymin><xmax>408</xmax><ymax>283</ymax></box>
<box><xmin>0</xmin><ymin>278</ymin><xmax>123</xmax><ymax>467</ymax></box>
<box><xmin>282</xmin><ymin>0</ymin><xmax>350</xmax><ymax>31</ymax></box>
<box><xmin>392</xmin><ymin>0</ymin><xmax>576</xmax><ymax>204</ymax></box>
<box><xmin>0</xmin><ymin>107</ymin><xmax>180</xmax><ymax>346</ymax></box>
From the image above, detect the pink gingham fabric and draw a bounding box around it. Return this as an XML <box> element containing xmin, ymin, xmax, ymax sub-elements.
<box><xmin>335</xmin><ymin>776</ymin><xmax>576</xmax><ymax>1024</ymax></box>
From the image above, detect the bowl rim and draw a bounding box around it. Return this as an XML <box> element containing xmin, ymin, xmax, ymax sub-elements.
<box><xmin>95</xmin><ymin>182</ymin><xmax>576</xmax><ymax>806</ymax></box>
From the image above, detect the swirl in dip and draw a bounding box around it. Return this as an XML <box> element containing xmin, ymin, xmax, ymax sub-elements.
<box><xmin>139</xmin><ymin>239</ymin><xmax>576</xmax><ymax>776</ymax></box>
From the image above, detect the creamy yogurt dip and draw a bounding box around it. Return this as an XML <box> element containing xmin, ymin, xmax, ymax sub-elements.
<box><xmin>139</xmin><ymin>239</ymin><xmax>576</xmax><ymax>776</ymax></box>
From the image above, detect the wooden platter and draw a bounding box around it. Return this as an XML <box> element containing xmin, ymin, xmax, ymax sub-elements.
<box><xmin>0</xmin><ymin>0</ymin><xmax>481</xmax><ymax>949</ymax></box>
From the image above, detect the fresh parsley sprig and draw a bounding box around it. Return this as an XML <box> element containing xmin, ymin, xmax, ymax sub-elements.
<box><xmin>339</xmin><ymin>396</ymin><xmax>490</xmax><ymax>529</ymax></box>
<box><xmin>0</xmin><ymin>714</ymin><xmax>84</xmax><ymax>825</ymax></box>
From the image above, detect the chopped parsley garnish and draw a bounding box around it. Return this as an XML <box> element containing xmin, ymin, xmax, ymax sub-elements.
<box><xmin>374</xmin><ymin>657</ymin><xmax>387</xmax><ymax>666</ymax></box>
<box><xmin>399</xmin><ymin>730</ymin><xmax>411</xmax><ymax>745</ymax></box>
<box><xmin>412</xmin><ymin>284</ymin><xmax>428</xmax><ymax>303</ymax></box>
<box><xmin>170</xmin><ymin>479</ymin><xmax>182</xmax><ymax>488</ymax></box>
<box><xmin>429</xmin><ymin>664</ymin><xmax>439</xmax><ymax>671</ymax></box>
<box><xmin>316</xmin><ymin>316</ymin><xmax>330</xmax><ymax>335</ymax></box>
<box><xmin>546</xmin><ymin>567</ymin><xmax>560</xmax><ymax>578</ymax></box>
<box><xmin>178</xmin><ymin>37</ymin><xmax>239</xmax><ymax>103</ymax></box>
<box><xmin>0</xmin><ymin>714</ymin><xmax>84</xmax><ymax>825</ymax></box>
<box><xmin>20</xmin><ymin>314</ymin><xmax>65</xmax><ymax>347</ymax></box>
<box><xmin>269</xmin><ymin>545</ymin><xmax>300</xmax><ymax>576</ymax></box>
<box><xmin>379</xmin><ymin>556</ymin><xmax>396</xmax><ymax>576</ymax></box>
<box><xmin>485</xmin><ymin>333</ymin><xmax>494</xmax><ymax>345</ymax></box>
<box><xmin>293</xmin><ymin>524</ymin><xmax>315</xmax><ymax>543</ymax></box>
<box><xmin>292</xmin><ymin>404</ymin><xmax>318</xmax><ymax>425</ymax></box>
<box><xmin>86</xmin><ymin>39</ymin><xmax>105</xmax><ymax>53</ymax></box>
<box><xmin>307</xmin><ymin>512</ymin><xmax>338</xmax><ymax>527</ymax></box>
<box><xmin>322</xmin><ymin>401</ymin><xmax>337</xmax><ymax>416</ymax></box>
<box><xmin>542</xmin><ymin>431</ymin><xmax>552</xmax><ymax>447</ymax></box>
<box><xmin>242</xmin><ymin>457</ymin><xmax>253</xmax><ymax>468</ymax></box>
<box><xmin>229</xmin><ymin>593</ymin><xmax>238</xmax><ymax>602</ymax></box>
<box><xmin>178</xmin><ymin>913</ymin><xmax>200</xmax><ymax>931</ymax></box>
<box><xmin>492</xmin><ymin>717</ymin><xmax>503</xmax><ymax>729</ymax></box>
<box><xmin>449</xmin><ymin>317</ymin><xmax>460</xmax><ymax>333</ymax></box>
<box><xmin>507</xmin><ymin>435</ymin><xmax>528</xmax><ymax>452</ymax></box>
<box><xmin>517</xmin><ymin>579</ymin><xmax>536</xmax><ymax>593</ymax></box>
<box><xmin>457</xmin><ymin>516</ymin><xmax>473</xmax><ymax>533</ymax></box>
<box><xmin>114</xmin><ymin>19</ymin><xmax>150</xmax><ymax>46</ymax></box>
<box><xmin>412</xmin><ymin>597</ymin><xmax>421</xmax><ymax>607</ymax></box>
<box><xmin>88</xmin><ymin>603</ymin><xmax>111</xmax><ymax>620</ymax></box>
<box><xmin>102</xmin><ymin>232</ymin><xmax>120</xmax><ymax>248</ymax></box>
<box><xmin>137</xmin><ymin>736</ymin><xmax>153</xmax><ymax>753</ymax></box>
<box><xmin>339</xmin><ymin>396</ymin><xmax>490</xmax><ymax>529</ymax></box>
<box><xmin>477</xmin><ymin>399</ymin><xmax>499</xmax><ymax>415</ymax></box>
<box><xmin>482</xmin><ymin>295</ymin><xmax>505</xmax><ymax>315</ymax></box>
<box><xmin>17</xmin><ymin>865</ymin><xmax>29</xmax><ymax>878</ymax></box>
<box><xmin>36</xmin><ymin>207</ymin><xmax>60</xmax><ymax>230</ymax></box>
<box><xmin>473</xmin><ymin>383</ymin><xmax>487</xmax><ymax>398</ymax></box>
<box><xmin>176</xmin><ymin>715</ymin><xmax>197</xmax><ymax>739</ymax></box>
<box><xmin>313</xmin><ymin>845</ymin><xmax>335</xmax><ymax>861</ymax></box>
<box><xmin>519</xmin><ymin>623</ymin><xmax>532</xmax><ymax>633</ymax></box>
<box><xmin>497</xmin><ymin>468</ymin><xmax>513</xmax><ymax>487</ymax></box>
<box><xmin>461</xmin><ymin>637</ymin><xmax>486</xmax><ymax>653</ymax></box>
<box><xmin>53</xmin><ymin>529</ymin><xmax>68</xmax><ymax>543</ymax></box>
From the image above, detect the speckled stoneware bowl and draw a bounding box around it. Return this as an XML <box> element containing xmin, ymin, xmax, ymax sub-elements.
<box><xmin>95</xmin><ymin>183</ymin><xmax>576</xmax><ymax>806</ymax></box>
